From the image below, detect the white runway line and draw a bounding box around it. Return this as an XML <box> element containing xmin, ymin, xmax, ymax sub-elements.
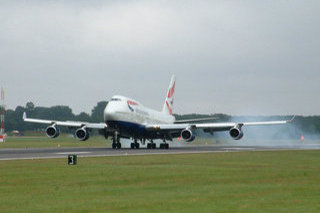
<box><xmin>0</xmin><ymin>156</ymin><xmax>67</xmax><ymax>161</ymax></box>
<box><xmin>222</xmin><ymin>148</ymin><xmax>257</xmax><ymax>150</ymax></box>
<box><xmin>56</xmin><ymin>152</ymin><xmax>91</xmax><ymax>155</ymax></box>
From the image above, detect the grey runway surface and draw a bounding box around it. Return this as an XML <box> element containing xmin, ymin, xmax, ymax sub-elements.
<box><xmin>1</xmin><ymin>144</ymin><xmax>320</xmax><ymax>161</ymax></box>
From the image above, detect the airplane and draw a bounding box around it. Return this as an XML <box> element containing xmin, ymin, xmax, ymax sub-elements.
<box><xmin>23</xmin><ymin>75</ymin><xmax>294</xmax><ymax>149</ymax></box>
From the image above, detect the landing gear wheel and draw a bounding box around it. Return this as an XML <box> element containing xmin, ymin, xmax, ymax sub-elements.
<box><xmin>135</xmin><ymin>143</ymin><xmax>140</xmax><ymax>149</ymax></box>
<box><xmin>130</xmin><ymin>142</ymin><xmax>140</xmax><ymax>149</ymax></box>
<box><xmin>147</xmin><ymin>143</ymin><xmax>155</xmax><ymax>149</ymax></box>
<box><xmin>160</xmin><ymin>143</ymin><xmax>169</xmax><ymax>149</ymax></box>
<box><xmin>147</xmin><ymin>139</ymin><xmax>156</xmax><ymax>149</ymax></box>
<box><xmin>112</xmin><ymin>143</ymin><xmax>116</xmax><ymax>149</ymax></box>
<box><xmin>116</xmin><ymin>142</ymin><xmax>121</xmax><ymax>149</ymax></box>
<box><xmin>130</xmin><ymin>143</ymin><xmax>135</xmax><ymax>149</ymax></box>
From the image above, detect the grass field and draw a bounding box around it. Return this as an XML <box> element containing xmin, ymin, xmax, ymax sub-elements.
<box><xmin>1</xmin><ymin>150</ymin><xmax>320</xmax><ymax>212</ymax></box>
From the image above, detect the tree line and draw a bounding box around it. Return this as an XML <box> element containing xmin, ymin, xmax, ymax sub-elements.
<box><xmin>5</xmin><ymin>101</ymin><xmax>108</xmax><ymax>132</ymax></box>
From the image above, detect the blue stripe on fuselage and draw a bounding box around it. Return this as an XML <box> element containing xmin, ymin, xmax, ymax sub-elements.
<box><xmin>106</xmin><ymin>120</ymin><xmax>147</xmax><ymax>135</ymax></box>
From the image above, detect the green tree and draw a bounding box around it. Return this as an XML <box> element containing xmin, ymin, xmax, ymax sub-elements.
<box><xmin>75</xmin><ymin>112</ymin><xmax>91</xmax><ymax>122</ymax></box>
<box><xmin>49</xmin><ymin>105</ymin><xmax>74</xmax><ymax>120</ymax></box>
<box><xmin>91</xmin><ymin>101</ymin><xmax>108</xmax><ymax>122</ymax></box>
<box><xmin>26</xmin><ymin>102</ymin><xmax>35</xmax><ymax>112</ymax></box>
<box><xmin>13</xmin><ymin>106</ymin><xmax>26</xmax><ymax>131</ymax></box>
<box><xmin>4</xmin><ymin>109</ymin><xmax>18</xmax><ymax>132</ymax></box>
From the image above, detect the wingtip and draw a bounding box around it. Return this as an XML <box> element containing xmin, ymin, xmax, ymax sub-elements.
<box><xmin>23</xmin><ymin>112</ymin><xmax>26</xmax><ymax>120</ymax></box>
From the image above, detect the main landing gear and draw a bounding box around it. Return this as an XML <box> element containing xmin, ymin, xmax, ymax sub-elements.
<box><xmin>159</xmin><ymin>138</ymin><xmax>169</xmax><ymax>149</ymax></box>
<box><xmin>147</xmin><ymin>139</ymin><xmax>156</xmax><ymax>149</ymax></box>
<box><xmin>130</xmin><ymin>139</ymin><xmax>140</xmax><ymax>149</ymax></box>
<box><xmin>111</xmin><ymin>134</ymin><xmax>170</xmax><ymax>149</ymax></box>
<box><xmin>159</xmin><ymin>143</ymin><xmax>169</xmax><ymax>149</ymax></box>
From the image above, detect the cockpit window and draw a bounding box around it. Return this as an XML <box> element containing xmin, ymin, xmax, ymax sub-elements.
<box><xmin>110</xmin><ymin>98</ymin><xmax>121</xmax><ymax>101</ymax></box>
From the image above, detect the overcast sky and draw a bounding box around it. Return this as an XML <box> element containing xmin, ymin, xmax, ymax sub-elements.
<box><xmin>0</xmin><ymin>0</ymin><xmax>319</xmax><ymax>115</ymax></box>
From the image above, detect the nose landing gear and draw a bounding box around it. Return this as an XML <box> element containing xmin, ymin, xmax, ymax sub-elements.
<box><xmin>112</xmin><ymin>131</ymin><xmax>121</xmax><ymax>149</ymax></box>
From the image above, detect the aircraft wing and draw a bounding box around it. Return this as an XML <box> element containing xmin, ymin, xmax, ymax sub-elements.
<box><xmin>23</xmin><ymin>112</ymin><xmax>106</xmax><ymax>129</ymax></box>
<box><xmin>146</xmin><ymin>117</ymin><xmax>294</xmax><ymax>132</ymax></box>
<box><xmin>174</xmin><ymin>116</ymin><xmax>217</xmax><ymax>124</ymax></box>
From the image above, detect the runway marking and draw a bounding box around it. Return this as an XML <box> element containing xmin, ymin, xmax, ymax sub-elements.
<box><xmin>61</xmin><ymin>150</ymin><xmax>229</xmax><ymax>158</ymax></box>
<box><xmin>0</xmin><ymin>156</ymin><xmax>67</xmax><ymax>161</ymax></box>
<box><xmin>56</xmin><ymin>152</ymin><xmax>91</xmax><ymax>155</ymax></box>
<box><xmin>222</xmin><ymin>148</ymin><xmax>257</xmax><ymax>150</ymax></box>
<box><xmin>0</xmin><ymin>150</ymin><xmax>226</xmax><ymax>161</ymax></box>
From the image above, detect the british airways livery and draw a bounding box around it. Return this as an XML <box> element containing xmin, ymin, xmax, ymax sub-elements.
<box><xmin>23</xmin><ymin>75</ymin><xmax>293</xmax><ymax>149</ymax></box>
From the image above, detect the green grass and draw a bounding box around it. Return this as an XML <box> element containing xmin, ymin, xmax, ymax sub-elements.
<box><xmin>0</xmin><ymin>135</ymin><xmax>110</xmax><ymax>148</ymax></box>
<box><xmin>1</xmin><ymin>151</ymin><xmax>320</xmax><ymax>212</ymax></box>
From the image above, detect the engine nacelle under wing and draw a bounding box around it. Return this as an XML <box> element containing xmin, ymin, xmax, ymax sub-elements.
<box><xmin>229</xmin><ymin>124</ymin><xmax>244</xmax><ymax>140</ymax></box>
<box><xmin>181</xmin><ymin>128</ymin><xmax>195</xmax><ymax>142</ymax></box>
<box><xmin>46</xmin><ymin>124</ymin><xmax>60</xmax><ymax>138</ymax></box>
<box><xmin>75</xmin><ymin>127</ymin><xmax>90</xmax><ymax>141</ymax></box>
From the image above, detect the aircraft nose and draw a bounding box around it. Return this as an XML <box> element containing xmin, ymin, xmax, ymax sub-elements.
<box><xmin>104</xmin><ymin>108</ymin><xmax>115</xmax><ymax>121</ymax></box>
<box><xmin>104</xmin><ymin>104</ymin><xmax>118</xmax><ymax>121</ymax></box>
<box><xmin>104</xmin><ymin>99</ymin><xmax>129</xmax><ymax>121</ymax></box>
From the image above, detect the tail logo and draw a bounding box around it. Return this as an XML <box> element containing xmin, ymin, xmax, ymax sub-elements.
<box><xmin>166</xmin><ymin>100</ymin><xmax>172</xmax><ymax>115</ymax></box>
<box><xmin>162</xmin><ymin>75</ymin><xmax>175</xmax><ymax>115</ymax></box>
<box><xmin>127</xmin><ymin>100</ymin><xmax>138</xmax><ymax>112</ymax></box>
<box><xmin>127</xmin><ymin>100</ymin><xmax>138</xmax><ymax>106</ymax></box>
<box><xmin>167</xmin><ymin>82</ymin><xmax>175</xmax><ymax>98</ymax></box>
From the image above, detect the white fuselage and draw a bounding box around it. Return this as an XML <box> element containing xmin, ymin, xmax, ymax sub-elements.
<box><xmin>104</xmin><ymin>95</ymin><xmax>175</xmax><ymax>127</ymax></box>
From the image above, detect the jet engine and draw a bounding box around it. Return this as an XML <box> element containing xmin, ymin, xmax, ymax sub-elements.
<box><xmin>46</xmin><ymin>124</ymin><xmax>60</xmax><ymax>138</ymax></box>
<box><xmin>75</xmin><ymin>127</ymin><xmax>90</xmax><ymax>141</ymax></box>
<box><xmin>229</xmin><ymin>124</ymin><xmax>244</xmax><ymax>140</ymax></box>
<box><xmin>181</xmin><ymin>128</ymin><xmax>195</xmax><ymax>142</ymax></box>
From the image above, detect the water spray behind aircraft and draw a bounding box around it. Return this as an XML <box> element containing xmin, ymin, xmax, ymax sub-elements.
<box><xmin>225</xmin><ymin>115</ymin><xmax>320</xmax><ymax>148</ymax></box>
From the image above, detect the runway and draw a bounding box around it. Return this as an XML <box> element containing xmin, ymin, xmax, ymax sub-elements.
<box><xmin>1</xmin><ymin>144</ymin><xmax>320</xmax><ymax>161</ymax></box>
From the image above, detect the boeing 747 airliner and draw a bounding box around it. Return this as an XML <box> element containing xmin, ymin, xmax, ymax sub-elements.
<box><xmin>23</xmin><ymin>75</ymin><xmax>293</xmax><ymax>149</ymax></box>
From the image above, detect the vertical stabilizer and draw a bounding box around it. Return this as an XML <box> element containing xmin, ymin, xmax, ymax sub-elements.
<box><xmin>162</xmin><ymin>75</ymin><xmax>176</xmax><ymax>115</ymax></box>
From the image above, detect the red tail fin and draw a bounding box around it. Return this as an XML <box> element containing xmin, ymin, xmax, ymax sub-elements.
<box><xmin>162</xmin><ymin>75</ymin><xmax>176</xmax><ymax>115</ymax></box>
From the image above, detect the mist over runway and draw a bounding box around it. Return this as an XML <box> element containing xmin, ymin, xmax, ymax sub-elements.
<box><xmin>1</xmin><ymin>144</ymin><xmax>320</xmax><ymax>161</ymax></box>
